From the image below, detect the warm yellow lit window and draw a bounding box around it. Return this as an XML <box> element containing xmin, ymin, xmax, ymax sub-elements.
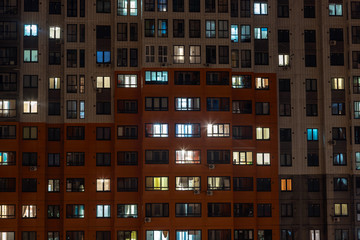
<box><xmin>280</xmin><ymin>178</ymin><xmax>292</xmax><ymax>191</ymax></box>
<box><xmin>96</xmin><ymin>76</ymin><xmax>111</xmax><ymax>88</ymax></box>
<box><xmin>233</xmin><ymin>151</ymin><xmax>253</xmax><ymax>165</ymax></box>
<box><xmin>96</xmin><ymin>179</ymin><xmax>111</xmax><ymax>192</ymax></box>
<box><xmin>145</xmin><ymin>177</ymin><xmax>169</xmax><ymax>190</ymax></box>
<box><xmin>331</xmin><ymin>77</ymin><xmax>345</xmax><ymax>90</ymax></box>
<box><xmin>49</xmin><ymin>77</ymin><xmax>61</xmax><ymax>89</ymax></box>
<box><xmin>23</xmin><ymin>101</ymin><xmax>37</xmax><ymax>113</ymax></box>
<box><xmin>334</xmin><ymin>203</ymin><xmax>348</xmax><ymax>216</ymax></box>
<box><xmin>256</xmin><ymin>127</ymin><xmax>270</xmax><ymax>140</ymax></box>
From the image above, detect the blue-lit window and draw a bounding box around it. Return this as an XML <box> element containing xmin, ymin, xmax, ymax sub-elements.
<box><xmin>333</xmin><ymin>153</ymin><xmax>346</xmax><ymax>166</ymax></box>
<box><xmin>24</xmin><ymin>50</ymin><xmax>38</xmax><ymax>62</ymax></box>
<box><xmin>145</xmin><ymin>123</ymin><xmax>168</xmax><ymax>137</ymax></box>
<box><xmin>145</xmin><ymin>71</ymin><xmax>168</xmax><ymax>84</ymax></box>
<box><xmin>307</xmin><ymin>128</ymin><xmax>318</xmax><ymax>141</ymax></box>
<box><xmin>158</xmin><ymin>20</ymin><xmax>168</xmax><ymax>37</ymax></box>
<box><xmin>329</xmin><ymin>4</ymin><xmax>342</xmax><ymax>16</ymax></box>
<box><xmin>158</xmin><ymin>0</ymin><xmax>167</xmax><ymax>11</ymax></box>
<box><xmin>254</xmin><ymin>27</ymin><xmax>268</xmax><ymax>39</ymax></box>
<box><xmin>0</xmin><ymin>152</ymin><xmax>16</xmax><ymax>165</ymax></box>
<box><xmin>24</xmin><ymin>24</ymin><xmax>38</xmax><ymax>36</ymax></box>
<box><xmin>231</xmin><ymin>25</ymin><xmax>238</xmax><ymax>42</ymax></box>
<box><xmin>175</xmin><ymin>123</ymin><xmax>201</xmax><ymax>137</ymax></box>
<box><xmin>97</xmin><ymin>51</ymin><xmax>111</xmax><ymax>63</ymax></box>
<box><xmin>176</xmin><ymin>230</ymin><xmax>201</xmax><ymax>240</ymax></box>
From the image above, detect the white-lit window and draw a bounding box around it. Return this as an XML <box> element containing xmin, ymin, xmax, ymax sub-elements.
<box><xmin>117</xmin><ymin>204</ymin><xmax>138</xmax><ymax>218</ymax></box>
<box><xmin>145</xmin><ymin>123</ymin><xmax>168</xmax><ymax>137</ymax></box>
<box><xmin>255</xmin><ymin>77</ymin><xmax>269</xmax><ymax>89</ymax></box>
<box><xmin>23</xmin><ymin>101</ymin><xmax>37</xmax><ymax>113</ymax></box>
<box><xmin>0</xmin><ymin>99</ymin><xmax>16</xmax><ymax>117</ymax></box>
<box><xmin>231</xmin><ymin>24</ymin><xmax>238</xmax><ymax>42</ymax></box>
<box><xmin>117</xmin><ymin>0</ymin><xmax>128</xmax><ymax>15</ymax></box>
<box><xmin>22</xmin><ymin>205</ymin><xmax>37</xmax><ymax>218</ymax></box>
<box><xmin>130</xmin><ymin>0</ymin><xmax>137</xmax><ymax>15</ymax></box>
<box><xmin>146</xmin><ymin>230</ymin><xmax>169</xmax><ymax>240</ymax></box>
<box><xmin>176</xmin><ymin>230</ymin><xmax>201</xmax><ymax>240</ymax></box>
<box><xmin>0</xmin><ymin>232</ymin><xmax>15</xmax><ymax>240</ymax></box>
<box><xmin>97</xmin><ymin>205</ymin><xmax>111</xmax><ymax>218</ymax></box>
<box><xmin>48</xmin><ymin>179</ymin><xmax>60</xmax><ymax>192</ymax></box>
<box><xmin>329</xmin><ymin>3</ymin><xmax>342</xmax><ymax>16</ymax></box>
<box><xmin>145</xmin><ymin>71</ymin><xmax>168</xmax><ymax>84</ymax></box>
<box><xmin>24</xmin><ymin>50</ymin><xmax>38</xmax><ymax>62</ymax></box>
<box><xmin>233</xmin><ymin>151</ymin><xmax>253</xmax><ymax>165</ymax></box>
<box><xmin>175</xmin><ymin>176</ymin><xmax>200</xmax><ymax>190</ymax></box>
<box><xmin>175</xmin><ymin>97</ymin><xmax>200</xmax><ymax>111</ymax></box>
<box><xmin>254</xmin><ymin>2</ymin><xmax>268</xmax><ymax>15</ymax></box>
<box><xmin>96</xmin><ymin>76</ymin><xmax>111</xmax><ymax>88</ymax></box>
<box><xmin>117</xmin><ymin>74</ymin><xmax>137</xmax><ymax>88</ymax></box>
<box><xmin>24</xmin><ymin>24</ymin><xmax>37</xmax><ymax>36</ymax></box>
<box><xmin>254</xmin><ymin>27</ymin><xmax>268</xmax><ymax>39</ymax></box>
<box><xmin>279</xmin><ymin>54</ymin><xmax>290</xmax><ymax>66</ymax></box>
<box><xmin>175</xmin><ymin>124</ymin><xmax>201</xmax><ymax>137</ymax></box>
<box><xmin>256</xmin><ymin>153</ymin><xmax>270</xmax><ymax>165</ymax></box>
<box><xmin>174</xmin><ymin>46</ymin><xmax>185</xmax><ymax>64</ymax></box>
<box><xmin>256</xmin><ymin>127</ymin><xmax>270</xmax><ymax>140</ymax></box>
<box><xmin>207</xmin><ymin>124</ymin><xmax>230</xmax><ymax>137</ymax></box>
<box><xmin>334</xmin><ymin>203</ymin><xmax>348</xmax><ymax>216</ymax></box>
<box><xmin>175</xmin><ymin>150</ymin><xmax>201</xmax><ymax>164</ymax></box>
<box><xmin>97</xmin><ymin>179</ymin><xmax>111</xmax><ymax>191</ymax></box>
<box><xmin>189</xmin><ymin>46</ymin><xmax>201</xmax><ymax>64</ymax></box>
<box><xmin>331</xmin><ymin>77</ymin><xmax>345</xmax><ymax>90</ymax></box>
<box><xmin>356</xmin><ymin>152</ymin><xmax>360</xmax><ymax>170</ymax></box>
<box><xmin>232</xmin><ymin>75</ymin><xmax>251</xmax><ymax>88</ymax></box>
<box><xmin>205</xmin><ymin>20</ymin><xmax>216</xmax><ymax>38</ymax></box>
<box><xmin>0</xmin><ymin>205</ymin><xmax>15</xmax><ymax>218</ymax></box>
<box><xmin>49</xmin><ymin>27</ymin><xmax>61</xmax><ymax>39</ymax></box>
<box><xmin>49</xmin><ymin>78</ymin><xmax>61</xmax><ymax>89</ymax></box>
<box><xmin>310</xmin><ymin>230</ymin><xmax>320</xmax><ymax>240</ymax></box>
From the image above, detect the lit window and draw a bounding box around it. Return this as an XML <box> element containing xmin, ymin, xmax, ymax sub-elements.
<box><xmin>22</xmin><ymin>205</ymin><xmax>37</xmax><ymax>218</ymax></box>
<box><xmin>48</xmin><ymin>179</ymin><xmax>60</xmax><ymax>192</ymax></box>
<box><xmin>255</xmin><ymin>77</ymin><xmax>269</xmax><ymax>89</ymax></box>
<box><xmin>175</xmin><ymin>97</ymin><xmax>200</xmax><ymax>111</ymax></box>
<box><xmin>117</xmin><ymin>0</ymin><xmax>127</xmax><ymax>15</ymax></box>
<box><xmin>176</xmin><ymin>230</ymin><xmax>201</xmax><ymax>240</ymax></box>
<box><xmin>279</xmin><ymin>54</ymin><xmax>290</xmax><ymax>66</ymax></box>
<box><xmin>173</xmin><ymin>45</ymin><xmax>185</xmax><ymax>64</ymax></box>
<box><xmin>310</xmin><ymin>230</ymin><xmax>320</xmax><ymax>240</ymax></box>
<box><xmin>145</xmin><ymin>123</ymin><xmax>168</xmax><ymax>137</ymax></box>
<box><xmin>24</xmin><ymin>50</ymin><xmax>38</xmax><ymax>62</ymax></box>
<box><xmin>241</xmin><ymin>25</ymin><xmax>251</xmax><ymax>42</ymax></box>
<box><xmin>280</xmin><ymin>178</ymin><xmax>292</xmax><ymax>191</ymax></box>
<box><xmin>207</xmin><ymin>176</ymin><xmax>231</xmax><ymax>190</ymax></box>
<box><xmin>175</xmin><ymin>176</ymin><xmax>200</xmax><ymax>190</ymax></box>
<box><xmin>0</xmin><ymin>232</ymin><xmax>14</xmax><ymax>240</ymax></box>
<box><xmin>146</xmin><ymin>231</ymin><xmax>169</xmax><ymax>240</ymax></box>
<box><xmin>117</xmin><ymin>74</ymin><xmax>137</xmax><ymax>88</ymax></box>
<box><xmin>97</xmin><ymin>179</ymin><xmax>110</xmax><ymax>192</ymax></box>
<box><xmin>231</xmin><ymin>24</ymin><xmax>238</xmax><ymax>42</ymax></box>
<box><xmin>49</xmin><ymin>78</ymin><xmax>60</xmax><ymax>89</ymax></box>
<box><xmin>145</xmin><ymin>71</ymin><xmax>168</xmax><ymax>84</ymax></box>
<box><xmin>0</xmin><ymin>205</ymin><xmax>15</xmax><ymax>218</ymax></box>
<box><xmin>334</xmin><ymin>203</ymin><xmax>348</xmax><ymax>216</ymax></box>
<box><xmin>49</xmin><ymin>27</ymin><xmax>61</xmax><ymax>39</ymax></box>
<box><xmin>23</xmin><ymin>101</ymin><xmax>37</xmax><ymax>113</ymax></box>
<box><xmin>257</xmin><ymin>153</ymin><xmax>270</xmax><ymax>165</ymax></box>
<box><xmin>331</xmin><ymin>77</ymin><xmax>345</xmax><ymax>90</ymax></box>
<box><xmin>130</xmin><ymin>0</ymin><xmax>137</xmax><ymax>15</ymax></box>
<box><xmin>207</xmin><ymin>124</ymin><xmax>230</xmax><ymax>137</ymax></box>
<box><xmin>233</xmin><ymin>151</ymin><xmax>253</xmax><ymax>165</ymax></box>
<box><xmin>97</xmin><ymin>51</ymin><xmax>111</xmax><ymax>63</ymax></box>
<box><xmin>356</xmin><ymin>152</ymin><xmax>360</xmax><ymax>170</ymax></box>
<box><xmin>0</xmin><ymin>152</ymin><xmax>16</xmax><ymax>166</ymax></box>
<box><xmin>158</xmin><ymin>0</ymin><xmax>167</xmax><ymax>11</ymax></box>
<box><xmin>175</xmin><ymin>123</ymin><xmax>201</xmax><ymax>137</ymax></box>
<box><xmin>118</xmin><ymin>231</ymin><xmax>137</xmax><ymax>240</ymax></box>
<box><xmin>0</xmin><ymin>99</ymin><xmax>16</xmax><ymax>117</ymax></box>
<box><xmin>205</xmin><ymin>20</ymin><xmax>216</xmax><ymax>38</ymax></box>
<box><xmin>117</xmin><ymin>204</ymin><xmax>138</xmax><ymax>218</ymax></box>
<box><xmin>256</xmin><ymin>127</ymin><xmax>270</xmax><ymax>140</ymax></box>
<box><xmin>24</xmin><ymin>24</ymin><xmax>37</xmax><ymax>36</ymax></box>
<box><xmin>189</xmin><ymin>46</ymin><xmax>201</xmax><ymax>64</ymax></box>
<box><xmin>97</xmin><ymin>205</ymin><xmax>111</xmax><ymax>218</ymax></box>
<box><xmin>254</xmin><ymin>2</ymin><xmax>267</xmax><ymax>15</ymax></box>
<box><xmin>79</xmin><ymin>101</ymin><xmax>85</xmax><ymax>119</ymax></box>
<box><xmin>157</xmin><ymin>20</ymin><xmax>168</xmax><ymax>37</ymax></box>
<box><xmin>96</xmin><ymin>76</ymin><xmax>111</xmax><ymax>88</ymax></box>
<box><xmin>329</xmin><ymin>3</ymin><xmax>342</xmax><ymax>16</ymax></box>
<box><xmin>254</xmin><ymin>27</ymin><xmax>268</xmax><ymax>39</ymax></box>
<box><xmin>232</xmin><ymin>75</ymin><xmax>251</xmax><ymax>88</ymax></box>
<box><xmin>66</xmin><ymin>205</ymin><xmax>85</xmax><ymax>218</ymax></box>
<box><xmin>355</xmin><ymin>102</ymin><xmax>360</xmax><ymax>118</ymax></box>
<box><xmin>145</xmin><ymin>177</ymin><xmax>169</xmax><ymax>190</ymax></box>
<box><xmin>175</xmin><ymin>150</ymin><xmax>201</xmax><ymax>164</ymax></box>
<box><xmin>307</xmin><ymin>128</ymin><xmax>318</xmax><ymax>141</ymax></box>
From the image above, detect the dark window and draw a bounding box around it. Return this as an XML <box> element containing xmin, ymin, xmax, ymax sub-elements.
<box><xmin>231</xmin><ymin>0</ymin><xmax>238</xmax><ymax>17</ymax></box>
<box><xmin>232</xmin><ymin>100</ymin><xmax>252</xmax><ymax>114</ymax></box>
<box><xmin>240</xmin><ymin>0</ymin><xmax>250</xmax><ymax>17</ymax></box>
<box><xmin>205</xmin><ymin>0</ymin><xmax>215</xmax><ymax>12</ymax></box>
<box><xmin>96</xmin><ymin>127</ymin><xmax>111</xmax><ymax>140</ymax></box>
<box><xmin>0</xmin><ymin>125</ymin><xmax>16</xmax><ymax>139</ymax></box>
<box><xmin>189</xmin><ymin>0</ymin><xmax>200</xmax><ymax>12</ymax></box>
<box><xmin>48</xmin><ymin>153</ymin><xmax>60</xmax><ymax>167</ymax></box>
<box><xmin>233</xmin><ymin>177</ymin><xmax>253</xmax><ymax>191</ymax></box>
<box><xmin>208</xmin><ymin>230</ymin><xmax>231</xmax><ymax>240</ymax></box>
<box><xmin>145</xmin><ymin>19</ymin><xmax>155</xmax><ymax>37</ymax></box>
<box><xmin>257</xmin><ymin>204</ymin><xmax>272</xmax><ymax>217</ymax></box>
<box><xmin>173</xmin><ymin>20</ymin><xmax>184</xmax><ymax>38</ymax></box>
<box><xmin>96</xmin><ymin>0</ymin><xmax>111</xmax><ymax>13</ymax></box>
<box><xmin>280</xmin><ymin>128</ymin><xmax>291</xmax><ymax>142</ymax></box>
<box><xmin>96</xmin><ymin>232</ymin><xmax>110</xmax><ymax>240</ymax></box>
<box><xmin>24</xmin><ymin>0</ymin><xmax>39</xmax><ymax>11</ymax></box>
<box><xmin>117</xmin><ymin>151</ymin><xmax>137</xmax><ymax>165</ymax></box>
<box><xmin>256</xmin><ymin>178</ymin><xmax>271</xmax><ymax>192</ymax></box>
<box><xmin>66</xmin><ymin>232</ymin><xmax>84</xmax><ymax>240</ymax></box>
<box><xmin>254</xmin><ymin>52</ymin><xmax>269</xmax><ymax>65</ymax></box>
<box><xmin>117</xmin><ymin>48</ymin><xmax>127</xmax><ymax>67</ymax></box>
<box><xmin>332</xmin><ymin>127</ymin><xmax>346</xmax><ymax>140</ymax></box>
<box><xmin>255</xmin><ymin>102</ymin><xmax>270</xmax><ymax>115</ymax></box>
<box><xmin>352</xmin><ymin>2</ymin><xmax>360</xmax><ymax>19</ymax></box>
<box><xmin>66</xmin><ymin>152</ymin><xmax>85</xmax><ymax>166</ymax></box>
<box><xmin>189</xmin><ymin>20</ymin><xmax>201</xmax><ymax>38</ymax></box>
<box><xmin>145</xmin><ymin>150</ymin><xmax>169</xmax><ymax>164</ymax></box>
<box><xmin>279</xmin><ymin>79</ymin><xmax>290</xmax><ymax>92</ymax></box>
<box><xmin>96</xmin><ymin>153</ymin><xmax>111</xmax><ymax>166</ymax></box>
<box><xmin>234</xmin><ymin>230</ymin><xmax>254</xmax><ymax>240</ymax></box>
<box><xmin>0</xmin><ymin>73</ymin><xmax>17</xmax><ymax>91</ymax></box>
<box><xmin>96</xmin><ymin>102</ymin><xmax>111</xmax><ymax>115</ymax></box>
<box><xmin>67</xmin><ymin>24</ymin><xmax>77</xmax><ymax>42</ymax></box>
<box><xmin>22</xmin><ymin>232</ymin><xmax>36</xmax><ymax>240</ymax></box>
<box><xmin>306</xmin><ymin>104</ymin><xmax>318</xmax><ymax>116</ymax></box>
<box><xmin>67</xmin><ymin>0</ymin><xmax>77</xmax><ymax>17</ymax></box>
<box><xmin>117</xmin><ymin>100</ymin><xmax>137</xmax><ymax>113</ymax></box>
<box><xmin>233</xmin><ymin>203</ymin><xmax>253</xmax><ymax>217</ymax></box>
<box><xmin>304</xmin><ymin>0</ymin><xmax>315</xmax><ymax>18</ymax></box>
<box><xmin>278</xmin><ymin>0</ymin><xmax>289</xmax><ymax>17</ymax></box>
<box><xmin>219</xmin><ymin>46</ymin><xmax>229</xmax><ymax>64</ymax></box>
<box><xmin>173</xmin><ymin>0</ymin><xmax>184</xmax><ymax>11</ymax></box>
<box><xmin>308</xmin><ymin>204</ymin><xmax>320</xmax><ymax>217</ymax></box>
<box><xmin>117</xmin><ymin>177</ymin><xmax>138</xmax><ymax>191</ymax></box>
<box><xmin>241</xmin><ymin>50</ymin><xmax>251</xmax><ymax>68</ymax></box>
<box><xmin>355</xmin><ymin>126</ymin><xmax>360</xmax><ymax>144</ymax></box>
<box><xmin>130</xmin><ymin>23</ymin><xmax>138</xmax><ymax>41</ymax></box>
<box><xmin>130</xmin><ymin>48</ymin><xmax>138</xmax><ymax>67</ymax></box>
<box><xmin>207</xmin><ymin>150</ymin><xmax>230</xmax><ymax>164</ymax></box>
<box><xmin>334</xmin><ymin>177</ymin><xmax>348</xmax><ymax>191</ymax></box>
<box><xmin>308</xmin><ymin>178</ymin><xmax>320</xmax><ymax>192</ymax></box>
<box><xmin>66</xmin><ymin>178</ymin><xmax>85</xmax><ymax>192</ymax></box>
<box><xmin>174</xmin><ymin>71</ymin><xmax>200</xmax><ymax>85</ymax></box>
<box><xmin>307</xmin><ymin>153</ymin><xmax>319</xmax><ymax>166</ymax></box>
<box><xmin>49</xmin><ymin>1</ymin><xmax>61</xmax><ymax>14</ymax></box>
<box><xmin>208</xmin><ymin>203</ymin><xmax>231</xmax><ymax>217</ymax></box>
<box><xmin>175</xmin><ymin>203</ymin><xmax>201</xmax><ymax>217</ymax></box>
<box><xmin>0</xmin><ymin>178</ymin><xmax>16</xmax><ymax>192</ymax></box>
<box><xmin>67</xmin><ymin>50</ymin><xmax>77</xmax><ymax>68</ymax></box>
<box><xmin>332</xmin><ymin>103</ymin><xmax>345</xmax><ymax>115</ymax></box>
<box><xmin>145</xmin><ymin>97</ymin><xmax>168</xmax><ymax>111</ymax></box>
<box><xmin>48</xmin><ymin>205</ymin><xmax>60</xmax><ymax>218</ymax></box>
<box><xmin>233</xmin><ymin>126</ymin><xmax>252</xmax><ymax>139</ymax></box>
<box><xmin>206</xmin><ymin>46</ymin><xmax>216</xmax><ymax>64</ymax></box>
<box><xmin>22</xmin><ymin>178</ymin><xmax>37</xmax><ymax>192</ymax></box>
<box><xmin>206</xmin><ymin>71</ymin><xmax>229</xmax><ymax>85</ymax></box>
<box><xmin>207</xmin><ymin>98</ymin><xmax>229</xmax><ymax>111</ymax></box>
<box><xmin>67</xmin><ymin>126</ymin><xmax>85</xmax><ymax>140</ymax></box>
<box><xmin>145</xmin><ymin>203</ymin><xmax>169</xmax><ymax>217</ymax></box>
<box><xmin>22</xmin><ymin>152</ymin><xmax>37</xmax><ymax>166</ymax></box>
<box><xmin>48</xmin><ymin>128</ymin><xmax>60</xmax><ymax>141</ymax></box>
<box><xmin>280</xmin><ymin>203</ymin><xmax>293</xmax><ymax>217</ymax></box>
<box><xmin>48</xmin><ymin>102</ymin><xmax>60</xmax><ymax>116</ymax></box>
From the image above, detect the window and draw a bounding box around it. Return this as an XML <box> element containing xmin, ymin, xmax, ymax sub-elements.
<box><xmin>280</xmin><ymin>178</ymin><xmax>292</xmax><ymax>191</ymax></box>
<box><xmin>233</xmin><ymin>126</ymin><xmax>252</xmax><ymax>139</ymax></box>
<box><xmin>355</xmin><ymin>102</ymin><xmax>360</xmax><ymax>119</ymax></box>
<box><xmin>206</xmin><ymin>21</ymin><xmax>216</xmax><ymax>38</ymax></box>
<box><xmin>254</xmin><ymin>27</ymin><xmax>268</xmax><ymax>39</ymax></box>
<box><xmin>97</xmin><ymin>51</ymin><xmax>111</xmax><ymax>64</ymax></box>
<box><xmin>66</xmin><ymin>178</ymin><xmax>85</xmax><ymax>192</ymax></box>
<box><xmin>117</xmin><ymin>23</ymin><xmax>127</xmax><ymax>41</ymax></box>
<box><xmin>145</xmin><ymin>203</ymin><xmax>169</xmax><ymax>217</ymax></box>
<box><xmin>48</xmin><ymin>128</ymin><xmax>60</xmax><ymax>141</ymax></box>
<box><xmin>279</xmin><ymin>54</ymin><xmax>290</xmax><ymax>67</ymax></box>
<box><xmin>304</xmin><ymin>1</ymin><xmax>315</xmax><ymax>18</ymax></box>
<box><xmin>234</xmin><ymin>230</ymin><xmax>254</xmax><ymax>240</ymax></box>
<box><xmin>144</xmin><ymin>97</ymin><xmax>167</xmax><ymax>111</ymax></box>
<box><xmin>96</xmin><ymin>179</ymin><xmax>110</xmax><ymax>192</ymax></box>
<box><xmin>257</xmin><ymin>204</ymin><xmax>271</xmax><ymax>217</ymax></box>
<box><xmin>232</xmin><ymin>75</ymin><xmax>251</xmax><ymax>88</ymax></box>
<box><xmin>175</xmin><ymin>124</ymin><xmax>201</xmax><ymax>137</ymax></box>
<box><xmin>255</xmin><ymin>102</ymin><xmax>269</xmax><ymax>115</ymax></box>
<box><xmin>0</xmin><ymin>152</ymin><xmax>16</xmax><ymax>166</ymax></box>
<box><xmin>0</xmin><ymin>205</ymin><xmax>15</xmax><ymax>218</ymax></box>
<box><xmin>329</xmin><ymin>3</ymin><xmax>342</xmax><ymax>16</ymax></box>
<box><xmin>353</xmin><ymin>51</ymin><xmax>360</xmax><ymax>69</ymax></box>
<box><xmin>22</xmin><ymin>205</ymin><xmax>37</xmax><ymax>218</ymax></box>
<box><xmin>240</xmin><ymin>25</ymin><xmax>250</xmax><ymax>42</ymax></box>
<box><xmin>23</xmin><ymin>126</ymin><xmax>37</xmax><ymax>140</ymax></box>
<box><xmin>0</xmin><ymin>47</ymin><xmax>17</xmax><ymax>66</ymax></box>
<box><xmin>66</xmin><ymin>232</ymin><xmax>84</xmax><ymax>240</ymax></box>
<box><xmin>255</xmin><ymin>77</ymin><xmax>269</xmax><ymax>89</ymax></box>
<box><xmin>0</xmin><ymin>125</ymin><xmax>16</xmax><ymax>139</ymax></box>
<box><xmin>208</xmin><ymin>203</ymin><xmax>231</xmax><ymax>217</ymax></box>
<box><xmin>175</xmin><ymin>97</ymin><xmax>200</xmax><ymax>111</ymax></box>
<box><xmin>219</xmin><ymin>46</ymin><xmax>229</xmax><ymax>64</ymax></box>
<box><xmin>48</xmin><ymin>179</ymin><xmax>60</xmax><ymax>192</ymax></box>
<box><xmin>67</xmin><ymin>126</ymin><xmax>85</xmax><ymax>140</ymax></box>
<box><xmin>207</xmin><ymin>176</ymin><xmax>231</xmax><ymax>190</ymax></box>
<box><xmin>145</xmin><ymin>71</ymin><xmax>168</xmax><ymax>84</ymax></box>
<box><xmin>0</xmin><ymin>73</ymin><xmax>17</xmax><ymax>91</ymax></box>
<box><xmin>48</xmin><ymin>153</ymin><xmax>60</xmax><ymax>167</ymax></box>
<box><xmin>189</xmin><ymin>20</ymin><xmax>201</xmax><ymax>38</ymax></box>
<box><xmin>23</xmin><ymin>50</ymin><xmax>38</xmax><ymax>63</ymax></box>
<box><xmin>334</xmin><ymin>178</ymin><xmax>348</xmax><ymax>191</ymax></box>
<box><xmin>117</xmin><ymin>125</ymin><xmax>137</xmax><ymax>139</ymax></box>
<box><xmin>49</xmin><ymin>1</ymin><xmax>61</xmax><ymax>14</ymax></box>
<box><xmin>332</xmin><ymin>77</ymin><xmax>344</xmax><ymax>90</ymax></box>
<box><xmin>218</xmin><ymin>0</ymin><xmax>228</xmax><ymax>12</ymax></box>
<box><xmin>307</xmin><ymin>128</ymin><xmax>318</xmax><ymax>141</ymax></box>
<box><xmin>176</xmin><ymin>230</ymin><xmax>201</xmax><ymax>240</ymax></box>
<box><xmin>67</xmin><ymin>100</ymin><xmax>77</xmax><ymax>119</ymax></box>
<box><xmin>22</xmin><ymin>232</ymin><xmax>36</xmax><ymax>240</ymax></box>
<box><xmin>24</xmin><ymin>24</ymin><xmax>37</xmax><ymax>36</ymax></box>
<box><xmin>174</xmin><ymin>71</ymin><xmax>200</xmax><ymax>85</ymax></box>
<box><xmin>231</xmin><ymin>25</ymin><xmax>238</xmax><ymax>42</ymax></box>
<box><xmin>173</xmin><ymin>19</ymin><xmax>184</xmax><ymax>38</ymax></box>
<box><xmin>117</xmin><ymin>177</ymin><xmax>138</xmax><ymax>191</ymax></box>
<box><xmin>96</xmin><ymin>205</ymin><xmax>110</xmax><ymax>218</ymax></box>
<box><xmin>130</xmin><ymin>49</ymin><xmax>138</xmax><ymax>67</ymax></box>
<box><xmin>95</xmin><ymin>153</ymin><xmax>111</xmax><ymax>166</ymax></box>
<box><xmin>334</xmin><ymin>203</ymin><xmax>348</xmax><ymax>216</ymax></box>
<box><xmin>117</xmin><ymin>100</ymin><xmax>137</xmax><ymax>113</ymax></box>
<box><xmin>175</xmin><ymin>150</ymin><xmax>200</xmax><ymax>164</ymax></box>
<box><xmin>175</xmin><ymin>203</ymin><xmax>201</xmax><ymax>217</ymax></box>
<box><xmin>145</xmin><ymin>150</ymin><xmax>169</xmax><ymax>164</ymax></box>
<box><xmin>206</xmin><ymin>46</ymin><xmax>216</xmax><ymax>64</ymax></box>
<box><xmin>356</xmin><ymin>152</ymin><xmax>360</xmax><ymax>170</ymax></box>
<box><xmin>173</xmin><ymin>46</ymin><xmax>185</xmax><ymax>63</ymax></box>
<box><xmin>207</xmin><ymin>98</ymin><xmax>230</xmax><ymax>111</ymax></box>
<box><xmin>254</xmin><ymin>2</ymin><xmax>267</xmax><ymax>15</ymax></box>
<box><xmin>117</xmin><ymin>48</ymin><xmax>127</xmax><ymax>66</ymax></box>
<box><xmin>158</xmin><ymin>20</ymin><xmax>168</xmax><ymax>37</ymax></box>
<box><xmin>208</xmin><ymin>230</ymin><xmax>231</xmax><ymax>240</ymax></box>
<box><xmin>96</xmin><ymin>127</ymin><xmax>111</xmax><ymax>140</ymax></box>
<box><xmin>308</xmin><ymin>153</ymin><xmax>319</xmax><ymax>166</ymax></box>
<box><xmin>256</xmin><ymin>127</ymin><xmax>270</xmax><ymax>140</ymax></box>
<box><xmin>22</xmin><ymin>152</ymin><xmax>37</xmax><ymax>166</ymax></box>
<box><xmin>96</xmin><ymin>76</ymin><xmax>111</xmax><ymax>89</ymax></box>
<box><xmin>66</xmin><ymin>204</ymin><xmax>85</xmax><ymax>218</ymax></box>
<box><xmin>280</xmin><ymin>154</ymin><xmax>292</xmax><ymax>167</ymax></box>
<box><xmin>256</xmin><ymin>153</ymin><xmax>270</xmax><ymax>165</ymax></box>
<box><xmin>231</xmin><ymin>50</ymin><xmax>239</xmax><ymax>68</ymax></box>
<box><xmin>281</xmin><ymin>204</ymin><xmax>293</xmax><ymax>217</ymax></box>
<box><xmin>117</xmin><ymin>204</ymin><xmax>137</xmax><ymax>218</ymax></box>
<box><xmin>145</xmin><ymin>124</ymin><xmax>168</xmax><ymax>137</ymax></box>
<box><xmin>332</xmin><ymin>103</ymin><xmax>345</xmax><ymax>115</ymax></box>
<box><xmin>146</xmin><ymin>231</ymin><xmax>169</xmax><ymax>240</ymax></box>
<box><xmin>117</xmin><ymin>151</ymin><xmax>137</xmax><ymax>165</ymax></box>
<box><xmin>173</xmin><ymin>0</ymin><xmax>184</xmax><ymax>11</ymax></box>
<box><xmin>117</xmin><ymin>74</ymin><xmax>137</xmax><ymax>88</ymax></box>
<box><xmin>256</xmin><ymin>178</ymin><xmax>271</xmax><ymax>191</ymax></box>
<box><xmin>145</xmin><ymin>177</ymin><xmax>168</xmax><ymax>190</ymax></box>
<box><xmin>48</xmin><ymin>205</ymin><xmax>60</xmax><ymax>219</ymax></box>
<box><xmin>308</xmin><ymin>204</ymin><xmax>320</xmax><ymax>217</ymax></box>
<box><xmin>218</xmin><ymin>21</ymin><xmax>228</xmax><ymax>38</ymax></box>
<box><xmin>233</xmin><ymin>177</ymin><xmax>253</xmax><ymax>191</ymax></box>
<box><xmin>205</xmin><ymin>0</ymin><xmax>215</xmax><ymax>12</ymax></box>
<box><xmin>117</xmin><ymin>231</ymin><xmax>137</xmax><ymax>240</ymax></box>
<box><xmin>0</xmin><ymin>178</ymin><xmax>16</xmax><ymax>192</ymax></box>
<box><xmin>280</xmin><ymin>128</ymin><xmax>292</xmax><ymax>142</ymax></box>
<box><xmin>233</xmin><ymin>100</ymin><xmax>252</xmax><ymax>114</ymax></box>
<box><xmin>234</xmin><ymin>203</ymin><xmax>253</xmax><ymax>217</ymax></box>
<box><xmin>306</xmin><ymin>79</ymin><xmax>317</xmax><ymax>91</ymax></box>
<box><xmin>306</xmin><ymin>104</ymin><xmax>318</xmax><ymax>116</ymax></box>
<box><xmin>233</xmin><ymin>151</ymin><xmax>252</xmax><ymax>165</ymax></box>
<box><xmin>279</xmin><ymin>104</ymin><xmax>291</xmax><ymax>116</ymax></box>
<box><xmin>97</xmin><ymin>0</ymin><xmax>111</xmax><ymax>13</ymax></box>
<box><xmin>207</xmin><ymin>124</ymin><xmax>230</xmax><ymax>137</ymax></box>
<box><xmin>145</xmin><ymin>19</ymin><xmax>155</xmax><ymax>37</ymax></box>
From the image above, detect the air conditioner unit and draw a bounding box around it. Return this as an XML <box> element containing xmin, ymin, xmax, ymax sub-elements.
<box><xmin>144</xmin><ymin>217</ymin><xmax>151</xmax><ymax>223</ymax></box>
<box><xmin>29</xmin><ymin>166</ymin><xmax>37</xmax><ymax>171</ymax></box>
<box><xmin>194</xmin><ymin>190</ymin><xmax>201</xmax><ymax>195</ymax></box>
<box><xmin>208</xmin><ymin>164</ymin><xmax>215</xmax><ymax>169</ymax></box>
<box><xmin>330</xmin><ymin>40</ymin><xmax>337</xmax><ymax>46</ymax></box>
<box><xmin>206</xmin><ymin>190</ymin><xmax>213</xmax><ymax>196</ymax></box>
<box><xmin>333</xmin><ymin>217</ymin><xmax>340</xmax><ymax>223</ymax></box>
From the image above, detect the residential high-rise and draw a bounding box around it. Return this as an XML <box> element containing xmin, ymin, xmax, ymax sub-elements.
<box><xmin>0</xmin><ymin>0</ymin><xmax>359</xmax><ymax>240</ymax></box>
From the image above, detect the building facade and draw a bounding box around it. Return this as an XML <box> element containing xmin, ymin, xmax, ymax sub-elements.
<box><xmin>0</xmin><ymin>0</ymin><xmax>359</xmax><ymax>240</ymax></box>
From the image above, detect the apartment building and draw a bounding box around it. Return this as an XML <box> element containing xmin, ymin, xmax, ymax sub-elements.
<box><xmin>1</xmin><ymin>0</ymin><xmax>360</xmax><ymax>240</ymax></box>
